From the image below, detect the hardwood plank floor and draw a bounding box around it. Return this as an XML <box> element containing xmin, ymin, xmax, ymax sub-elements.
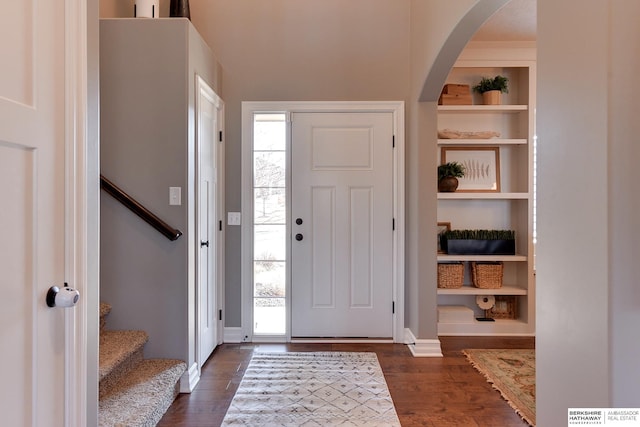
<box><xmin>158</xmin><ymin>337</ymin><xmax>534</xmax><ymax>427</ymax></box>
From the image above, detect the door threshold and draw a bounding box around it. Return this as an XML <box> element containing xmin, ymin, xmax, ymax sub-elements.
<box><xmin>290</xmin><ymin>338</ymin><xmax>394</xmax><ymax>344</ymax></box>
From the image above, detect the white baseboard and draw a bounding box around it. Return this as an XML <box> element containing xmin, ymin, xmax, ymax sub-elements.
<box><xmin>179</xmin><ymin>362</ymin><xmax>200</xmax><ymax>393</ymax></box>
<box><xmin>404</xmin><ymin>328</ymin><xmax>443</xmax><ymax>357</ymax></box>
<box><xmin>224</xmin><ymin>327</ymin><xmax>244</xmax><ymax>343</ymax></box>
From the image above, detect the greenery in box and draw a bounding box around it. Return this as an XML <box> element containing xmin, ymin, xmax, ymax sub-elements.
<box><xmin>472</xmin><ymin>75</ymin><xmax>509</xmax><ymax>94</ymax></box>
<box><xmin>442</xmin><ymin>229</ymin><xmax>516</xmax><ymax>255</ymax></box>
<box><xmin>444</xmin><ymin>229</ymin><xmax>515</xmax><ymax>240</ymax></box>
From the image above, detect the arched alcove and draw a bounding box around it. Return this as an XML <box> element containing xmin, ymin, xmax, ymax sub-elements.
<box><xmin>420</xmin><ymin>0</ymin><xmax>510</xmax><ymax>102</ymax></box>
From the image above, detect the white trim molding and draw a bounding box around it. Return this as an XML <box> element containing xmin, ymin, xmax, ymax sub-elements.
<box><xmin>224</xmin><ymin>327</ymin><xmax>245</xmax><ymax>343</ymax></box>
<box><xmin>404</xmin><ymin>328</ymin><xmax>443</xmax><ymax>357</ymax></box>
<box><xmin>179</xmin><ymin>362</ymin><xmax>200</xmax><ymax>393</ymax></box>
<box><xmin>65</xmin><ymin>0</ymin><xmax>95</xmax><ymax>425</ymax></box>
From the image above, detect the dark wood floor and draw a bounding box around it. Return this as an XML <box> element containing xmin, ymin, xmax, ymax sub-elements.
<box><xmin>158</xmin><ymin>337</ymin><xmax>534</xmax><ymax>427</ymax></box>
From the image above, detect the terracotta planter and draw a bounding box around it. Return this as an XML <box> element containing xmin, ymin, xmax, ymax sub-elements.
<box><xmin>438</xmin><ymin>176</ymin><xmax>459</xmax><ymax>192</ymax></box>
<box><xmin>482</xmin><ymin>90</ymin><xmax>502</xmax><ymax>105</ymax></box>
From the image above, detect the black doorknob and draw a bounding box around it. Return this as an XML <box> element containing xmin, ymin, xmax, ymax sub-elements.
<box><xmin>296</xmin><ymin>218</ymin><xmax>303</xmax><ymax>225</ymax></box>
<box><xmin>201</xmin><ymin>240</ymin><xmax>209</xmax><ymax>247</ymax></box>
<box><xmin>295</xmin><ymin>233</ymin><xmax>303</xmax><ymax>241</ymax></box>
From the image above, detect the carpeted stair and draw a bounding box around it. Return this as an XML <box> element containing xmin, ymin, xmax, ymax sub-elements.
<box><xmin>99</xmin><ymin>302</ymin><xmax>186</xmax><ymax>427</ymax></box>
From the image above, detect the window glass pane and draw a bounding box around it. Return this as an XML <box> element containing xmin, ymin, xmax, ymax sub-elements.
<box><xmin>254</xmin><ymin>261</ymin><xmax>285</xmax><ymax>297</ymax></box>
<box><xmin>254</xmin><ymin>151</ymin><xmax>285</xmax><ymax>187</ymax></box>
<box><xmin>254</xmin><ymin>114</ymin><xmax>286</xmax><ymax>151</ymax></box>
<box><xmin>253</xmin><ymin>112</ymin><xmax>287</xmax><ymax>337</ymax></box>
<box><xmin>253</xmin><ymin>298</ymin><xmax>285</xmax><ymax>335</ymax></box>
<box><xmin>254</xmin><ymin>188</ymin><xmax>286</xmax><ymax>224</ymax></box>
<box><xmin>254</xmin><ymin>224</ymin><xmax>286</xmax><ymax>261</ymax></box>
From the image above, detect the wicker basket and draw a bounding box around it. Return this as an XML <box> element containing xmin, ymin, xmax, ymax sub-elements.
<box><xmin>471</xmin><ymin>261</ymin><xmax>503</xmax><ymax>289</ymax></box>
<box><xmin>437</xmin><ymin>262</ymin><xmax>464</xmax><ymax>289</ymax></box>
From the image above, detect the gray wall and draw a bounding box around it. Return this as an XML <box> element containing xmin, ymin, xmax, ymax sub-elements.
<box><xmin>187</xmin><ymin>0</ymin><xmax>413</xmax><ymax>328</ymax></box>
<box><xmin>609</xmin><ymin>1</ymin><xmax>640</xmax><ymax>405</ymax></box>
<box><xmin>536</xmin><ymin>0</ymin><xmax>609</xmax><ymax>418</ymax></box>
<box><xmin>537</xmin><ymin>0</ymin><xmax>640</xmax><ymax>422</ymax></box>
<box><xmin>100</xmin><ymin>19</ymin><xmax>220</xmax><ymax>361</ymax></box>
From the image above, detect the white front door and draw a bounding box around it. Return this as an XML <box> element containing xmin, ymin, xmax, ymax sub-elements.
<box><xmin>196</xmin><ymin>76</ymin><xmax>223</xmax><ymax>366</ymax></box>
<box><xmin>0</xmin><ymin>0</ymin><xmax>78</xmax><ymax>425</ymax></box>
<box><xmin>290</xmin><ymin>112</ymin><xmax>394</xmax><ymax>338</ymax></box>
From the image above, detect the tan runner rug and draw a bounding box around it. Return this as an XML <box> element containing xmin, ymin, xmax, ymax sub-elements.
<box><xmin>463</xmin><ymin>349</ymin><xmax>536</xmax><ymax>426</ymax></box>
<box><xmin>221</xmin><ymin>351</ymin><xmax>401</xmax><ymax>426</ymax></box>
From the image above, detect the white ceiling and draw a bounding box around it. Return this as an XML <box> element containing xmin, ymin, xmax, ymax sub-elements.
<box><xmin>471</xmin><ymin>0</ymin><xmax>537</xmax><ymax>42</ymax></box>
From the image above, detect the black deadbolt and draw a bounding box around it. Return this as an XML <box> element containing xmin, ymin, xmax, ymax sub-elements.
<box><xmin>295</xmin><ymin>233</ymin><xmax>303</xmax><ymax>241</ymax></box>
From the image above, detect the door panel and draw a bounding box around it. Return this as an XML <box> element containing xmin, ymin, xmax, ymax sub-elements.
<box><xmin>0</xmin><ymin>0</ymin><xmax>66</xmax><ymax>424</ymax></box>
<box><xmin>291</xmin><ymin>112</ymin><xmax>393</xmax><ymax>338</ymax></box>
<box><xmin>350</xmin><ymin>187</ymin><xmax>373</xmax><ymax>308</ymax></box>
<box><xmin>196</xmin><ymin>76</ymin><xmax>222</xmax><ymax>367</ymax></box>
<box><xmin>310</xmin><ymin>186</ymin><xmax>335</xmax><ymax>308</ymax></box>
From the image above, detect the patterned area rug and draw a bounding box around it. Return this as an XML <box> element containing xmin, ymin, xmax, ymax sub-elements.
<box><xmin>221</xmin><ymin>351</ymin><xmax>401</xmax><ymax>426</ymax></box>
<box><xmin>463</xmin><ymin>349</ymin><xmax>536</xmax><ymax>426</ymax></box>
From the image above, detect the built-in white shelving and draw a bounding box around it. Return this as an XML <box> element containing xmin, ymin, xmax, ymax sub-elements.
<box><xmin>438</xmin><ymin>104</ymin><xmax>528</xmax><ymax>113</ymax></box>
<box><xmin>438</xmin><ymin>138</ymin><xmax>527</xmax><ymax>146</ymax></box>
<box><xmin>436</xmin><ymin>44</ymin><xmax>536</xmax><ymax>337</ymax></box>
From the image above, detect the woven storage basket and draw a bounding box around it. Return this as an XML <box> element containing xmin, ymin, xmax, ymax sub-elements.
<box><xmin>437</xmin><ymin>262</ymin><xmax>464</xmax><ymax>289</ymax></box>
<box><xmin>471</xmin><ymin>261</ymin><xmax>503</xmax><ymax>289</ymax></box>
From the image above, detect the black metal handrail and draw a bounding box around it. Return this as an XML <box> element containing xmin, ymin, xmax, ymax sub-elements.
<box><xmin>100</xmin><ymin>175</ymin><xmax>183</xmax><ymax>241</ymax></box>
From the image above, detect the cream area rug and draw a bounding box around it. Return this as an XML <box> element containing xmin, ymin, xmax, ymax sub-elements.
<box><xmin>463</xmin><ymin>349</ymin><xmax>536</xmax><ymax>426</ymax></box>
<box><xmin>221</xmin><ymin>351</ymin><xmax>401</xmax><ymax>426</ymax></box>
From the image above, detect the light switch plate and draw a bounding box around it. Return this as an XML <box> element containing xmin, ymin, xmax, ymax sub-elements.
<box><xmin>169</xmin><ymin>187</ymin><xmax>181</xmax><ymax>205</ymax></box>
<box><xmin>228</xmin><ymin>212</ymin><xmax>241</xmax><ymax>226</ymax></box>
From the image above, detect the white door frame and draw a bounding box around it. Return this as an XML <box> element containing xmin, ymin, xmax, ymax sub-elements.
<box><xmin>240</xmin><ymin>101</ymin><xmax>405</xmax><ymax>343</ymax></box>
<box><xmin>195</xmin><ymin>75</ymin><xmax>225</xmax><ymax>372</ymax></box>
<box><xmin>66</xmin><ymin>0</ymin><xmax>98</xmax><ymax>425</ymax></box>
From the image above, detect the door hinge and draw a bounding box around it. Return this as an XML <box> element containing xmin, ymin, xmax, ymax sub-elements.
<box><xmin>219</xmin><ymin>309</ymin><xmax>222</xmax><ymax>321</ymax></box>
<box><xmin>392</xmin><ymin>135</ymin><xmax>395</xmax><ymax>148</ymax></box>
<box><xmin>219</xmin><ymin>220</ymin><xmax>222</xmax><ymax>231</ymax></box>
<box><xmin>392</xmin><ymin>218</ymin><xmax>395</xmax><ymax>230</ymax></box>
<box><xmin>392</xmin><ymin>301</ymin><xmax>395</xmax><ymax>314</ymax></box>
<box><xmin>219</xmin><ymin>130</ymin><xmax>223</xmax><ymax>142</ymax></box>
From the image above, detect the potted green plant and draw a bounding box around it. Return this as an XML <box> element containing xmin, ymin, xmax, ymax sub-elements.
<box><xmin>438</xmin><ymin>162</ymin><xmax>465</xmax><ymax>192</ymax></box>
<box><xmin>441</xmin><ymin>229</ymin><xmax>516</xmax><ymax>255</ymax></box>
<box><xmin>473</xmin><ymin>75</ymin><xmax>509</xmax><ymax>105</ymax></box>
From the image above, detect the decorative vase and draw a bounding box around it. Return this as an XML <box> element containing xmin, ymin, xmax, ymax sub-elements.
<box><xmin>482</xmin><ymin>90</ymin><xmax>502</xmax><ymax>105</ymax></box>
<box><xmin>170</xmin><ymin>0</ymin><xmax>191</xmax><ymax>19</ymax></box>
<box><xmin>134</xmin><ymin>0</ymin><xmax>159</xmax><ymax>18</ymax></box>
<box><xmin>438</xmin><ymin>177</ymin><xmax>459</xmax><ymax>192</ymax></box>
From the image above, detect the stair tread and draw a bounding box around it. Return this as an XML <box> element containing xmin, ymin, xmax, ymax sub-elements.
<box><xmin>99</xmin><ymin>330</ymin><xmax>148</xmax><ymax>381</ymax></box>
<box><xmin>99</xmin><ymin>358</ymin><xmax>187</xmax><ymax>427</ymax></box>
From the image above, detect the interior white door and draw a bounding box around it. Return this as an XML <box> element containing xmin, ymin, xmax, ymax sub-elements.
<box><xmin>0</xmin><ymin>0</ymin><xmax>68</xmax><ymax>425</ymax></box>
<box><xmin>290</xmin><ymin>112</ymin><xmax>394</xmax><ymax>338</ymax></box>
<box><xmin>196</xmin><ymin>76</ymin><xmax>222</xmax><ymax>366</ymax></box>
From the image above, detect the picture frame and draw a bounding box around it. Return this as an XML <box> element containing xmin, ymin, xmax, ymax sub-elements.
<box><xmin>441</xmin><ymin>146</ymin><xmax>500</xmax><ymax>192</ymax></box>
<box><xmin>437</xmin><ymin>221</ymin><xmax>451</xmax><ymax>253</ymax></box>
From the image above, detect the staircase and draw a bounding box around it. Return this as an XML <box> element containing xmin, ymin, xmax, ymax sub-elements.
<box><xmin>99</xmin><ymin>302</ymin><xmax>186</xmax><ymax>427</ymax></box>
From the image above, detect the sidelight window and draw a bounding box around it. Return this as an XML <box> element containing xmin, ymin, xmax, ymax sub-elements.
<box><xmin>252</xmin><ymin>113</ymin><xmax>287</xmax><ymax>335</ymax></box>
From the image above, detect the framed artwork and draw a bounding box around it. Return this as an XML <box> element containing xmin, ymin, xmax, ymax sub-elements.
<box><xmin>441</xmin><ymin>146</ymin><xmax>500</xmax><ymax>192</ymax></box>
<box><xmin>437</xmin><ymin>221</ymin><xmax>451</xmax><ymax>253</ymax></box>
